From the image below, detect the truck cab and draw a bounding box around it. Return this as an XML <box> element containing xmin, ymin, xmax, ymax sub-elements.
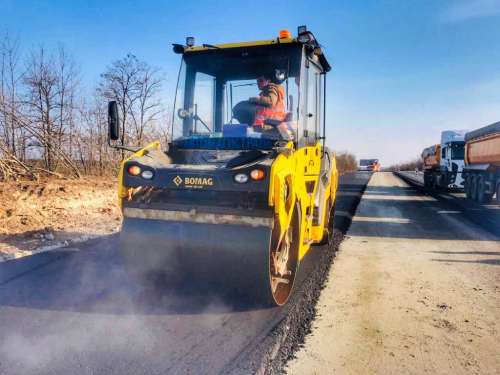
<box><xmin>439</xmin><ymin>130</ymin><xmax>466</xmax><ymax>189</ymax></box>
<box><xmin>358</xmin><ymin>159</ymin><xmax>380</xmax><ymax>172</ymax></box>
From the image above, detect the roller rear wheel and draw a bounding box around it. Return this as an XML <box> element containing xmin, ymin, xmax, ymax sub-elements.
<box><xmin>316</xmin><ymin>199</ymin><xmax>334</xmax><ymax>246</ymax></box>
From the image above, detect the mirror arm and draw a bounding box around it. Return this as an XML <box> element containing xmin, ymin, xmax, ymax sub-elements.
<box><xmin>111</xmin><ymin>144</ymin><xmax>141</xmax><ymax>153</ymax></box>
<box><xmin>107</xmin><ymin>138</ymin><xmax>140</xmax><ymax>153</ymax></box>
<box><xmin>193</xmin><ymin>114</ymin><xmax>211</xmax><ymax>132</ymax></box>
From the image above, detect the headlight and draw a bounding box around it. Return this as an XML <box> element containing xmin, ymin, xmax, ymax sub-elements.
<box><xmin>298</xmin><ymin>32</ymin><xmax>312</xmax><ymax>44</ymax></box>
<box><xmin>141</xmin><ymin>170</ymin><xmax>154</xmax><ymax>179</ymax></box>
<box><xmin>234</xmin><ymin>173</ymin><xmax>249</xmax><ymax>183</ymax></box>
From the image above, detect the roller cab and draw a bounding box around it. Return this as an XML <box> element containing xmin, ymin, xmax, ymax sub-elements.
<box><xmin>108</xmin><ymin>27</ymin><xmax>338</xmax><ymax>306</ymax></box>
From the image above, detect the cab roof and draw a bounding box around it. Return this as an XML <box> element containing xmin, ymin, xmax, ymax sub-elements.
<box><xmin>184</xmin><ymin>37</ymin><xmax>296</xmax><ymax>52</ymax></box>
<box><xmin>179</xmin><ymin>34</ymin><xmax>332</xmax><ymax>72</ymax></box>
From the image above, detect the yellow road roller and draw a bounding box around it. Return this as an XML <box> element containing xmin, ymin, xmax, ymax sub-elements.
<box><xmin>107</xmin><ymin>26</ymin><xmax>338</xmax><ymax>306</ymax></box>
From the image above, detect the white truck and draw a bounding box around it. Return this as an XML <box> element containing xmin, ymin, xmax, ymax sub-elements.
<box><xmin>422</xmin><ymin>130</ymin><xmax>467</xmax><ymax>190</ymax></box>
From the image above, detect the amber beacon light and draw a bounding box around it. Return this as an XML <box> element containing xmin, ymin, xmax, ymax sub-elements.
<box><xmin>279</xmin><ymin>29</ymin><xmax>292</xmax><ymax>39</ymax></box>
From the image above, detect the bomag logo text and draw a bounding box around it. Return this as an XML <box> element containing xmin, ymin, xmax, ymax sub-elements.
<box><xmin>173</xmin><ymin>175</ymin><xmax>214</xmax><ymax>187</ymax></box>
<box><xmin>185</xmin><ymin>177</ymin><xmax>213</xmax><ymax>186</ymax></box>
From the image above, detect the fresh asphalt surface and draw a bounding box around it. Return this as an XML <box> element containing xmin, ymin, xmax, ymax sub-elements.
<box><xmin>395</xmin><ymin>171</ymin><xmax>500</xmax><ymax>238</ymax></box>
<box><xmin>0</xmin><ymin>173</ymin><xmax>370</xmax><ymax>375</ymax></box>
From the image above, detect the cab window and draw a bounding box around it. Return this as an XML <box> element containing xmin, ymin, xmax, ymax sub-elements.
<box><xmin>301</xmin><ymin>59</ymin><xmax>322</xmax><ymax>145</ymax></box>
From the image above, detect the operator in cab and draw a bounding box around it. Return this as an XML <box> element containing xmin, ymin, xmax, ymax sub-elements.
<box><xmin>249</xmin><ymin>74</ymin><xmax>286</xmax><ymax>128</ymax></box>
<box><xmin>232</xmin><ymin>70</ymin><xmax>295</xmax><ymax>140</ymax></box>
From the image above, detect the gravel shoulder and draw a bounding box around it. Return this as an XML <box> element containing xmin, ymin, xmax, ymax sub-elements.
<box><xmin>287</xmin><ymin>172</ymin><xmax>500</xmax><ymax>375</ymax></box>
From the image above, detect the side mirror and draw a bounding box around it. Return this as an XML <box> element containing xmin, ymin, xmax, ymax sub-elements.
<box><xmin>108</xmin><ymin>101</ymin><xmax>120</xmax><ymax>141</ymax></box>
<box><xmin>177</xmin><ymin>107</ymin><xmax>192</xmax><ymax>119</ymax></box>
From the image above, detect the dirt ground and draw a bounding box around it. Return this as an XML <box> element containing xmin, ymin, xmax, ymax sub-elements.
<box><xmin>0</xmin><ymin>177</ymin><xmax>121</xmax><ymax>261</ymax></box>
<box><xmin>287</xmin><ymin>172</ymin><xmax>500</xmax><ymax>375</ymax></box>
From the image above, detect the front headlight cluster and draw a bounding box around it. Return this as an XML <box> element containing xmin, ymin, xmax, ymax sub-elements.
<box><xmin>234</xmin><ymin>169</ymin><xmax>265</xmax><ymax>184</ymax></box>
<box><xmin>127</xmin><ymin>165</ymin><xmax>154</xmax><ymax>180</ymax></box>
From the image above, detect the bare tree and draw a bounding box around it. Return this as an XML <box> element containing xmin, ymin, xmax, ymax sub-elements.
<box><xmin>22</xmin><ymin>45</ymin><xmax>80</xmax><ymax>176</ymax></box>
<box><xmin>0</xmin><ymin>33</ymin><xmax>24</xmax><ymax>160</ymax></box>
<box><xmin>99</xmin><ymin>54</ymin><xmax>165</xmax><ymax>150</ymax></box>
<box><xmin>129</xmin><ymin>64</ymin><xmax>164</xmax><ymax>143</ymax></box>
<box><xmin>75</xmin><ymin>92</ymin><xmax>122</xmax><ymax>175</ymax></box>
<box><xmin>0</xmin><ymin>32</ymin><xmax>168</xmax><ymax>181</ymax></box>
<box><xmin>55</xmin><ymin>44</ymin><xmax>80</xmax><ymax>162</ymax></box>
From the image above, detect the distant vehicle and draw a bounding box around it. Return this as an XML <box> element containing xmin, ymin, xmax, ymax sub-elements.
<box><xmin>422</xmin><ymin>130</ymin><xmax>466</xmax><ymax>190</ymax></box>
<box><xmin>358</xmin><ymin>159</ymin><xmax>380</xmax><ymax>172</ymax></box>
<box><xmin>463</xmin><ymin>121</ymin><xmax>500</xmax><ymax>204</ymax></box>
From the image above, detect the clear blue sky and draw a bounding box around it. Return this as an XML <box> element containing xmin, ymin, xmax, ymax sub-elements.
<box><xmin>2</xmin><ymin>0</ymin><xmax>500</xmax><ymax>165</ymax></box>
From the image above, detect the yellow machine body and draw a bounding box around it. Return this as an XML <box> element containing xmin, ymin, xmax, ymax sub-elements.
<box><xmin>112</xmin><ymin>29</ymin><xmax>338</xmax><ymax>305</ymax></box>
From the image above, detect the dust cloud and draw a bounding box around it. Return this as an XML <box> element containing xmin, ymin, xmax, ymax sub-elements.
<box><xmin>0</xmin><ymin>245</ymin><xmax>238</xmax><ymax>374</ymax></box>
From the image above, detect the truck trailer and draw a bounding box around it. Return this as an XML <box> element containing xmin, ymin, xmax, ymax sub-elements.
<box><xmin>422</xmin><ymin>130</ymin><xmax>466</xmax><ymax>190</ymax></box>
<box><xmin>463</xmin><ymin>121</ymin><xmax>500</xmax><ymax>204</ymax></box>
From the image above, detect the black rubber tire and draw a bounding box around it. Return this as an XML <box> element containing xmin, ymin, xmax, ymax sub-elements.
<box><xmin>477</xmin><ymin>175</ymin><xmax>492</xmax><ymax>203</ymax></box>
<box><xmin>476</xmin><ymin>176</ymin><xmax>486</xmax><ymax>203</ymax></box>
<box><xmin>423</xmin><ymin>172</ymin><xmax>430</xmax><ymax>189</ymax></box>
<box><xmin>432</xmin><ymin>173</ymin><xmax>439</xmax><ymax>191</ymax></box>
<box><xmin>470</xmin><ymin>175</ymin><xmax>478</xmax><ymax>201</ymax></box>
<box><xmin>464</xmin><ymin>175</ymin><xmax>472</xmax><ymax>199</ymax></box>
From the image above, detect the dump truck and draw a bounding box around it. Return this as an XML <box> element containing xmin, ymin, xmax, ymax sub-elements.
<box><xmin>422</xmin><ymin>130</ymin><xmax>466</xmax><ymax>190</ymax></box>
<box><xmin>107</xmin><ymin>27</ymin><xmax>339</xmax><ymax>306</ymax></box>
<box><xmin>463</xmin><ymin>121</ymin><xmax>500</xmax><ymax>204</ymax></box>
<box><xmin>358</xmin><ymin>159</ymin><xmax>380</xmax><ymax>172</ymax></box>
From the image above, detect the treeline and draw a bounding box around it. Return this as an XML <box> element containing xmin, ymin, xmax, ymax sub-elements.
<box><xmin>386</xmin><ymin>157</ymin><xmax>422</xmax><ymax>172</ymax></box>
<box><xmin>336</xmin><ymin>151</ymin><xmax>358</xmax><ymax>174</ymax></box>
<box><xmin>0</xmin><ymin>33</ymin><xmax>168</xmax><ymax>180</ymax></box>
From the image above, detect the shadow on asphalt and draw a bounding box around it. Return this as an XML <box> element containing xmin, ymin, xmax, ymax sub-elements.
<box><xmin>395</xmin><ymin>172</ymin><xmax>500</xmax><ymax>238</ymax></box>
<box><xmin>333</xmin><ymin>173</ymin><xmax>372</xmax><ymax>233</ymax></box>
<box><xmin>429</xmin><ymin>251</ymin><xmax>500</xmax><ymax>256</ymax></box>
<box><xmin>431</xmin><ymin>258</ymin><xmax>500</xmax><ymax>266</ymax></box>
<box><xmin>362</xmin><ymin>185</ymin><xmax>420</xmax><ymax>196</ymax></box>
<box><xmin>347</xmin><ymin>183</ymin><xmax>499</xmax><ymax>241</ymax></box>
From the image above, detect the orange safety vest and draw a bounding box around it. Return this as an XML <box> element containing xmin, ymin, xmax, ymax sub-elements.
<box><xmin>253</xmin><ymin>84</ymin><xmax>286</xmax><ymax>127</ymax></box>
